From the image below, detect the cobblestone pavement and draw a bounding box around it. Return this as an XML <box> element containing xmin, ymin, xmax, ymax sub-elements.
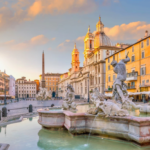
<box><xmin>0</xmin><ymin>100</ymin><xmax>63</xmax><ymax>116</ymax></box>
<box><xmin>0</xmin><ymin>99</ymin><xmax>148</xmax><ymax>117</ymax></box>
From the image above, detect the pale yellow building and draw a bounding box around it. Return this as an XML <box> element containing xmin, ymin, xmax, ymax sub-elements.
<box><xmin>105</xmin><ymin>31</ymin><xmax>150</xmax><ymax>101</ymax></box>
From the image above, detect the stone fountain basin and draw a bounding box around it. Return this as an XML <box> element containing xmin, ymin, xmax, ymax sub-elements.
<box><xmin>37</xmin><ymin>109</ymin><xmax>150</xmax><ymax>146</ymax></box>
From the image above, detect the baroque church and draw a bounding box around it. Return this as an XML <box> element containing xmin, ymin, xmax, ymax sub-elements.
<box><xmin>58</xmin><ymin>17</ymin><xmax>122</xmax><ymax>99</ymax></box>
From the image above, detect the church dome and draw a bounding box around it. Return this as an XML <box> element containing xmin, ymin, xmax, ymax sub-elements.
<box><xmin>94</xmin><ymin>32</ymin><xmax>111</xmax><ymax>47</ymax></box>
<box><xmin>94</xmin><ymin>17</ymin><xmax>112</xmax><ymax>48</ymax></box>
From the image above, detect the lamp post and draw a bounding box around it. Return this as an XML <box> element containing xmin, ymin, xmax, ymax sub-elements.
<box><xmin>87</xmin><ymin>73</ymin><xmax>90</xmax><ymax>103</ymax></box>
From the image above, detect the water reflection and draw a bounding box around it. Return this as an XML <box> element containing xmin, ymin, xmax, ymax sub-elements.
<box><xmin>29</xmin><ymin>118</ymin><xmax>33</xmax><ymax>122</ymax></box>
<box><xmin>37</xmin><ymin>128</ymin><xmax>150</xmax><ymax>150</ymax></box>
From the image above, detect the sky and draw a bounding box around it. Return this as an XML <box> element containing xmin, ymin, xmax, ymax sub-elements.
<box><xmin>0</xmin><ymin>0</ymin><xmax>150</xmax><ymax>81</ymax></box>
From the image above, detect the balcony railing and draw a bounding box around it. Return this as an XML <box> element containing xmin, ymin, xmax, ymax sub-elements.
<box><xmin>127</xmin><ymin>85</ymin><xmax>135</xmax><ymax>89</ymax></box>
<box><xmin>126</xmin><ymin>72</ymin><xmax>138</xmax><ymax>81</ymax></box>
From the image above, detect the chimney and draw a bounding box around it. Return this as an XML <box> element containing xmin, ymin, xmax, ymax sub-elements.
<box><xmin>29</xmin><ymin>79</ymin><xmax>30</xmax><ymax>81</ymax></box>
<box><xmin>145</xmin><ymin>30</ymin><xmax>148</xmax><ymax>38</ymax></box>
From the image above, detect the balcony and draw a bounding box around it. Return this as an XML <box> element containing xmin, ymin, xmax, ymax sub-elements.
<box><xmin>127</xmin><ymin>85</ymin><xmax>136</xmax><ymax>89</ymax></box>
<box><xmin>126</xmin><ymin>72</ymin><xmax>138</xmax><ymax>81</ymax></box>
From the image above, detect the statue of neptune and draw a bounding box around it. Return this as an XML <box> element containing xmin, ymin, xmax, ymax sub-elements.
<box><xmin>111</xmin><ymin>52</ymin><xmax>130</xmax><ymax>104</ymax></box>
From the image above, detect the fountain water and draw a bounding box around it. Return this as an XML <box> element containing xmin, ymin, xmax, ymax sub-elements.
<box><xmin>87</xmin><ymin>114</ymin><xmax>98</xmax><ymax>144</ymax></box>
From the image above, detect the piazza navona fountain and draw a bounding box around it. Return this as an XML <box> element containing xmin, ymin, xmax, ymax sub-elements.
<box><xmin>37</xmin><ymin>54</ymin><xmax>150</xmax><ymax>146</ymax></box>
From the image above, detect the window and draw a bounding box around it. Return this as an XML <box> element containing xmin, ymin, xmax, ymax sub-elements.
<box><xmin>142</xmin><ymin>51</ymin><xmax>145</xmax><ymax>59</ymax></box>
<box><xmin>108</xmin><ymin>75</ymin><xmax>111</xmax><ymax>82</ymax></box>
<box><xmin>113</xmin><ymin>55</ymin><xmax>115</xmax><ymax>60</ymax></box>
<box><xmin>108</xmin><ymin>58</ymin><xmax>110</xmax><ymax>63</ymax></box>
<box><xmin>90</xmin><ymin>40</ymin><xmax>92</xmax><ymax>49</ymax></box>
<box><xmin>113</xmin><ymin>75</ymin><xmax>115</xmax><ymax>81</ymax></box>
<box><xmin>141</xmin><ymin>66</ymin><xmax>146</xmax><ymax>75</ymax></box>
<box><xmin>108</xmin><ymin>65</ymin><xmax>110</xmax><ymax>70</ymax></box>
<box><xmin>147</xmin><ymin>38</ymin><xmax>149</xmax><ymax>46</ymax></box>
<box><xmin>141</xmin><ymin>41</ymin><xmax>144</xmax><ymax>48</ymax></box>
<box><xmin>131</xmin><ymin>55</ymin><xmax>135</xmax><ymax>62</ymax></box>
<box><xmin>142</xmin><ymin>80</ymin><xmax>145</xmax><ymax>85</ymax></box>
<box><xmin>146</xmin><ymin>79</ymin><xmax>149</xmax><ymax>83</ymax></box>
<box><xmin>132</xmin><ymin>46</ymin><xmax>134</xmax><ymax>52</ymax></box>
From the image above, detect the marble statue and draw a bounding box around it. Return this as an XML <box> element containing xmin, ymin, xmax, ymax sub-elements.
<box><xmin>62</xmin><ymin>84</ymin><xmax>76</xmax><ymax>110</ymax></box>
<box><xmin>88</xmin><ymin>87</ymin><xmax>128</xmax><ymax>116</ymax></box>
<box><xmin>111</xmin><ymin>53</ymin><xmax>141</xmax><ymax>110</ymax></box>
<box><xmin>87</xmin><ymin>53</ymin><xmax>141</xmax><ymax>117</ymax></box>
<box><xmin>90</xmin><ymin>88</ymin><xmax>106</xmax><ymax>107</ymax></box>
<box><xmin>36</xmin><ymin>87</ymin><xmax>52</xmax><ymax>100</ymax></box>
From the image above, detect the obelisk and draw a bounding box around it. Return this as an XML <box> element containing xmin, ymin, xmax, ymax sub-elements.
<box><xmin>41</xmin><ymin>51</ymin><xmax>45</xmax><ymax>88</ymax></box>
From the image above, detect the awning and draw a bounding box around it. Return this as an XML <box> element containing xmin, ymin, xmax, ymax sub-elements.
<box><xmin>105</xmin><ymin>91</ymin><xmax>150</xmax><ymax>97</ymax></box>
<box><xmin>0</xmin><ymin>95</ymin><xmax>12</xmax><ymax>97</ymax></box>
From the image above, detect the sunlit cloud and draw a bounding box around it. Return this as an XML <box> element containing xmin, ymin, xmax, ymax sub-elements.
<box><xmin>0</xmin><ymin>0</ymin><xmax>98</xmax><ymax>30</ymax></box>
<box><xmin>0</xmin><ymin>35</ymin><xmax>53</xmax><ymax>50</ymax></box>
<box><xmin>65</xmin><ymin>40</ymin><xmax>70</xmax><ymax>42</ymax></box>
<box><xmin>104</xmin><ymin>21</ymin><xmax>150</xmax><ymax>41</ymax></box>
<box><xmin>28</xmin><ymin>0</ymin><xmax>97</xmax><ymax>15</ymax></box>
<box><xmin>58</xmin><ymin>36</ymin><xmax>84</xmax><ymax>52</ymax></box>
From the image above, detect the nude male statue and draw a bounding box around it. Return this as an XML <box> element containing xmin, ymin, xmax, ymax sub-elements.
<box><xmin>111</xmin><ymin>52</ymin><xmax>130</xmax><ymax>104</ymax></box>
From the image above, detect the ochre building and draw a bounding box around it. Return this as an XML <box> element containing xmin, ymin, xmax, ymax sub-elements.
<box><xmin>105</xmin><ymin>31</ymin><xmax>150</xmax><ymax>101</ymax></box>
<box><xmin>39</xmin><ymin>73</ymin><xmax>62</xmax><ymax>97</ymax></box>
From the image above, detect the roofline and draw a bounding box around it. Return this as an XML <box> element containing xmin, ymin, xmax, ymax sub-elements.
<box><xmin>105</xmin><ymin>35</ymin><xmax>150</xmax><ymax>59</ymax></box>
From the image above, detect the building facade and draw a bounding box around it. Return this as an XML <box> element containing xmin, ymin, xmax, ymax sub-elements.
<box><xmin>105</xmin><ymin>31</ymin><xmax>150</xmax><ymax>101</ymax></box>
<box><xmin>15</xmin><ymin>77</ymin><xmax>36</xmax><ymax>98</ymax></box>
<box><xmin>39</xmin><ymin>73</ymin><xmax>62</xmax><ymax>97</ymax></box>
<box><xmin>34</xmin><ymin>79</ymin><xmax>40</xmax><ymax>94</ymax></box>
<box><xmin>58</xmin><ymin>17</ymin><xmax>122</xmax><ymax>98</ymax></box>
<box><xmin>0</xmin><ymin>71</ymin><xmax>11</xmax><ymax>99</ymax></box>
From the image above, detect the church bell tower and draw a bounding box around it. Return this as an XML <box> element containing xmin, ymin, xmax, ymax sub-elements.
<box><xmin>71</xmin><ymin>43</ymin><xmax>80</xmax><ymax>72</ymax></box>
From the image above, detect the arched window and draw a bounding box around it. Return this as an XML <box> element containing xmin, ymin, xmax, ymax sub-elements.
<box><xmin>90</xmin><ymin>40</ymin><xmax>92</xmax><ymax>49</ymax></box>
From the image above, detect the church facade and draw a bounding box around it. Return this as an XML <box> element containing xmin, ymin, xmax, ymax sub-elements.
<box><xmin>58</xmin><ymin>17</ymin><xmax>122</xmax><ymax>99</ymax></box>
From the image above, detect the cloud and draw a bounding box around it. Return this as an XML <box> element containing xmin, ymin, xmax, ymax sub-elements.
<box><xmin>28</xmin><ymin>0</ymin><xmax>97</xmax><ymax>15</ymax></box>
<box><xmin>0</xmin><ymin>35</ymin><xmax>52</xmax><ymax>50</ymax></box>
<box><xmin>104</xmin><ymin>21</ymin><xmax>150</xmax><ymax>41</ymax></box>
<box><xmin>65</xmin><ymin>40</ymin><xmax>70</xmax><ymax>42</ymax></box>
<box><xmin>76</xmin><ymin>36</ymin><xmax>85</xmax><ymax>41</ymax></box>
<box><xmin>58</xmin><ymin>36</ymin><xmax>84</xmax><ymax>52</ymax></box>
<box><xmin>0</xmin><ymin>0</ymin><xmax>98</xmax><ymax>30</ymax></box>
<box><xmin>102</xmin><ymin>0</ymin><xmax>119</xmax><ymax>6</ymax></box>
<box><xmin>51</xmin><ymin>37</ymin><xmax>56</xmax><ymax>41</ymax></box>
<box><xmin>28</xmin><ymin>1</ymin><xmax>42</xmax><ymax>17</ymax></box>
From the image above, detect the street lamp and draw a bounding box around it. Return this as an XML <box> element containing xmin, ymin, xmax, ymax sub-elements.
<box><xmin>87</xmin><ymin>73</ymin><xmax>90</xmax><ymax>103</ymax></box>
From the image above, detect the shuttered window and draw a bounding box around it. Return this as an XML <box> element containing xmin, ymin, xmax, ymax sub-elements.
<box><xmin>141</xmin><ymin>67</ymin><xmax>146</xmax><ymax>75</ymax></box>
<box><xmin>132</xmin><ymin>55</ymin><xmax>135</xmax><ymax>62</ymax></box>
<box><xmin>142</xmin><ymin>51</ymin><xmax>145</xmax><ymax>59</ymax></box>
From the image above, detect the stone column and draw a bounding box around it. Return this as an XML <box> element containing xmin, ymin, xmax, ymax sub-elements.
<box><xmin>41</xmin><ymin>51</ymin><xmax>45</xmax><ymax>88</ymax></box>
